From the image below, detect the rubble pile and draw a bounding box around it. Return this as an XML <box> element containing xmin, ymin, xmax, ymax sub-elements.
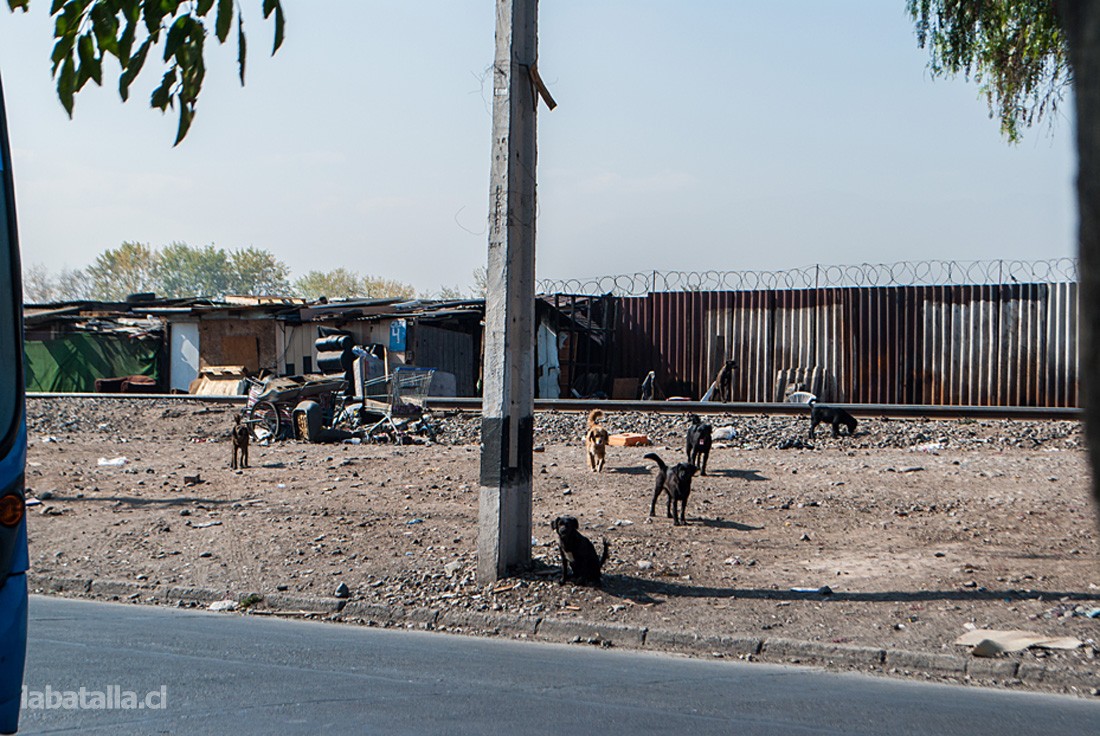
<box><xmin>26</xmin><ymin>397</ymin><xmax>1081</xmax><ymax>452</ymax></box>
<box><xmin>433</xmin><ymin>409</ymin><xmax>1082</xmax><ymax>452</ymax></box>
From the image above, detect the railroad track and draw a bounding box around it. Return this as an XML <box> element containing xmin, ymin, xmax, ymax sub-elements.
<box><xmin>27</xmin><ymin>393</ymin><xmax>1081</xmax><ymax>421</ymax></box>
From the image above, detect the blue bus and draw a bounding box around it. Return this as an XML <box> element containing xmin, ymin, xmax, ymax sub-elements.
<box><xmin>0</xmin><ymin>73</ymin><xmax>28</xmax><ymax>735</ymax></box>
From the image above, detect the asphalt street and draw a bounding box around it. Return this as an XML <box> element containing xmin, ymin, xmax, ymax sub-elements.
<box><xmin>14</xmin><ymin>596</ymin><xmax>1100</xmax><ymax>735</ymax></box>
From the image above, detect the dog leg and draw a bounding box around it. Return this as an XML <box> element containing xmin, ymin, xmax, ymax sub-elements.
<box><xmin>558</xmin><ymin>547</ymin><xmax>571</xmax><ymax>584</ymax></box>
<box><xmin>649</xmin><ymin>484</ymin><xmax>663</xmax><ymax>517</ymax></box>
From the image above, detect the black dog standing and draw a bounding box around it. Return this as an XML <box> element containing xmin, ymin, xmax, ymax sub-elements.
<box><xmin>808</xmin><ymin>399</ymin><xmax>858</xmax><ymax>439</ymax></box>
<box><xmin>645</xmin><ymin>453</ymin><xmax>697</xmax><ymax>526</ymax></box>
<box><xmin>231</xmin><ymin>414</ymin><xmax>250</xmax><ymax>469</ymax></box>
<box><xmin>685</xmin><ymin>413</ymin><xmax>712</xmax><ymax>475</ymax></box>
<box><xmin>551</xmin><ymin>516</ymin><xmax>609</xmax><ymax>586</ymax></box>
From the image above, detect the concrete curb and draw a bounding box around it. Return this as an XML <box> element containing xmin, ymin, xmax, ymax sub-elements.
<box><xmin>25</xmin><ymin>574</ymin><xmax>1099</xmax><ymax>697</ymax></box>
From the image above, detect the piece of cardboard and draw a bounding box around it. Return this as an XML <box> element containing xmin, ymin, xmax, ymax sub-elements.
<box><xmin>955</xmin><ymin>629</ymin><xmax>1082</xmax><ymax>654</ymax></box>
<box><xmin>608</xmin><ymin>433</ymin><xmax>650</xmax><ymax>447</ymax></box>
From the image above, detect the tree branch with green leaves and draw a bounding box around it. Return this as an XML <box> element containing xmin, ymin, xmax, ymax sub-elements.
<box><xmin>907</xmin><ymin>0</ymin><xmax>1070</xmax><ymax>142</ymax></box>
<box><xmin>5</xmin><ymin>0</ymin><xmax>285</xmax><ymax>145</ymax></box>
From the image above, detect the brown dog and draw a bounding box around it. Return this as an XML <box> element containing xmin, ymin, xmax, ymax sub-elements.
<box><xmin>584</xmin><ymin>409</ymin><xmax>609</xmax><ymax>472</ymax></box>
<box><xmin>231</xmin><ymin>414</ymin><xmax>250</xmax><ymax>470</ymax></box>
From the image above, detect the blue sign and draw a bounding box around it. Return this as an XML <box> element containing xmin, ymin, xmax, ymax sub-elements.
<box><xmin>389</xmin><ymin>319</ymin><xmax>407</xmax><ymax>352</ymax></box>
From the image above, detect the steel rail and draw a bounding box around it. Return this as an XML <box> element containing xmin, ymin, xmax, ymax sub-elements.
<box><xmin>26</xmin><ymin>393</ymin><xmax>1082</xmax><ymax>420</ymax></box>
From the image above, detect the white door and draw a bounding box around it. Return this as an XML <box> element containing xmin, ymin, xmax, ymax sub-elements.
<box><xmin>536</xmin><ymin>321</ymin><xmax>561</xmax><ymax>399</ymax></box>
<box><xmin>170</xmin><ymin>321</ymin><xmax>200</xmax><ymax>392</ymax></box>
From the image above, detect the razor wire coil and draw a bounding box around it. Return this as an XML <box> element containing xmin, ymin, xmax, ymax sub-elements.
<box><xmin>536</xmin><ymin>258</ymin><xmax>1079</xmax><ymax>296</ymax></box>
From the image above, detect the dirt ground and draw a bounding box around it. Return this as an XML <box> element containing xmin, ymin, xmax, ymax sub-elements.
<box><xmin>21</xmin><ymin>397</ymin><xmax>1100</xmax><ymax>690</ymax></box>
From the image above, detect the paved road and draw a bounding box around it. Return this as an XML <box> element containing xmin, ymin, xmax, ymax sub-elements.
<box><xmin>16</xmin><ymin>596</ymin><xmax>1100</xmax><ymax>735</ymax></box>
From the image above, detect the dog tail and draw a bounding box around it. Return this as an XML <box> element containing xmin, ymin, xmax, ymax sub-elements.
<box><xmin>643</xmin><ymin>452</ymin><xmax>667</xmax><ymax>471</ymax></box>
<box><xmin>599</xmin><ymin>539</ymin><xmax>610</xmax><ymax>567</ymax></box>
<box><xmin>587</xmin><ymin>408</ymin><xmax>604</xmax><ymax>427</ymax></box>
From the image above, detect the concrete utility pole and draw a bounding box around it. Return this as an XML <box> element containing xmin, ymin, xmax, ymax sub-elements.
<box><xmin>478</xmin><ymin>0</ymin><xmax>541</xmax><ymax>582</ymax></box>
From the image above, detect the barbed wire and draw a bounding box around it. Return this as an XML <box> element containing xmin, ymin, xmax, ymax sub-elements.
<box><xmin>536</xmin><ymin>258</ymin><xmax>1079</xmax><ymax>296</ymax></box>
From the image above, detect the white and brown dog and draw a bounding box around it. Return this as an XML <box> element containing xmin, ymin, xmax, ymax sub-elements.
<box><xmin>584</xmin><ymin>408</ymin><xmax>609</xmax><ymax>472</ymax></box>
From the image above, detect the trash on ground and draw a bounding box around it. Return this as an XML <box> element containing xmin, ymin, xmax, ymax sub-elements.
<box><xmin>790</xmin><ymin>585</ymin><xmax>833</xmax><ymax>595</ymax></box>
<box><xmin>97</xmin><ymin>457</ymin><xmax>129</xmax><ymax>466</ymax></box>
<box><xmin>208</xmin><ymin>599</ymin><xmax>238</xmax><ymax>612</ymax></box>
<box><xmin>712</xmin><ymin>426</ymin><xmax>738</xmax><ymax>441</ymax></box>
<box><xmin>777</xmin><ymin>437</ymin><xmax>812</xmax><ymax>450</ymax></box>
<box><xmin>955</xmin><ymin>629</ymin><xmax>1083</xmax><ymax>657</ymax></box>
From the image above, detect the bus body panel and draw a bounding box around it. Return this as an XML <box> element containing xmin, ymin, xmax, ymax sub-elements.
<box><xmin>0</xmin><ymin>72</ymin><xmax>28</xmax><ymax>735</ymax></box>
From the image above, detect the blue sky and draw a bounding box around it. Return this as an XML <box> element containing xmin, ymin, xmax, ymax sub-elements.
<box><xmin>0</xmin><ymin>1</ymin><xmax>1077</xmax><ymax>296</ymax></box>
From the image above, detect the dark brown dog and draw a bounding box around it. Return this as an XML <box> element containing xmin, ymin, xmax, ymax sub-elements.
<box><xmin>714</xmin><ymin>359</ymin><xmax>737</xmax><ymax>403</ymax></box>
<box><xmin>645</xmin><ymin>452</ymin><xmax>697</xmax><ymax>526</ymax></box>
<box><xmin>231</xmin><ymin>414</ymin><xmax>250</xmax><ymax>469</ymax></box>
<box><xmin>685</xmin><ymin>413</ymin><xmax>712</xmax><ymax>475</ymax></box>
<box><xmin>551</xmin><ymin>515</ymin><xmax>609</xmax><ymax>586</ymax></box>
<box><xmin>808</xmin><ymin>399</ymin><xmax>858</xmax><ymax>439</ymax></box>
<box><xmin>584</xmin><ymin>408</ymin><xmax>609</xmax><ymax>472</ymax></box>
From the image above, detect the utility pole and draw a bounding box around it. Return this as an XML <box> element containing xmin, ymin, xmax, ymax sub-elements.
<box><xmin>478</xmin><ymin>0</ymin><xmax>541</xmax><ymax>582</ymax></box>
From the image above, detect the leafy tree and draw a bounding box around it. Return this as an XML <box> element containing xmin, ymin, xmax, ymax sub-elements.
<box><xmin>85</xmin><ymin>240</ymin><xmax>157</xmax><ymax>300</ymax></box>
<box><xmin>23</xmin><ymin>262</ymin><xmax>93</xmax><ymax>302</ymax></box>
<box><xmin>360</xmin><ymin>275</ymin><xmax>416</xmax><ymax>300</ymax></box>
<box><xmin>62</xmin><ymin>241</ymin><xmax>291</xmax><ymax>300</ymax></box>
<box><xmin>909</xmin><ymin>1</ymin><xmax>1100</xmax><ymax>512</ymax></box>
<box><xmin>5</xmin><ymin>0</ymin><xmax>285</xmax><ymax>144</ymax></box>
<box><xmin>471</xmin><ymin>265</ymin><xmax>488</xmax><ymax>297</ymax></box>
<box><xmin>22</xmin><ymin>263</ymin><xmax>60</xmax><ymax>303</ymax></box>
<box><xmin>227</xmin><ymin>246</ymin><xmax>291</xmax><ymax>295</ymax></box>
<box><xmin>293</xmin><ymin>268</ymin><xmax>362</xmax><ymax>300</ymax></box>
<box><xmin>432</xmin><ymin>285</ymin><xmax>468</xmax><ymax>300</ymax></box>
<box><xmin>156</xmin><ymin>241</ymin><xmax>231</xmax><ymax>297</ymax></box>
<box><xmin>293</xmin><ymin>268</ymin><xmax>415</xmax><ymax>301</ymax></box>
<box><xmin>907</xmin><ymin>1</ymin><xmax>1069</xmax><ymax>142</ymax></box>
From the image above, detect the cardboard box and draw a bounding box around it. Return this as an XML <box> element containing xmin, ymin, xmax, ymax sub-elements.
<box><xmin>608</xmin><ymin>433</ymin><xmax>650</xmax><ymax>447</ymax></box>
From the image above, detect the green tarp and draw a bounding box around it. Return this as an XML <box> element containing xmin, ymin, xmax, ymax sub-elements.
<box><xmin>24</xmin><ymin>333</ymin><xmax>160</xmax><ymax>393</ymax></box>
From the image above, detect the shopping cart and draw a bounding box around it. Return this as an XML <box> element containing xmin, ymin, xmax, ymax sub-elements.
<box><xmin>359</xmin><ymin>366</ymin><xmax>437</xmax><ymax>441</ymax></box>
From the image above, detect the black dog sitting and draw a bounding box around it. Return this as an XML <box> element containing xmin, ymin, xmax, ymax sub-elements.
<box><xmin>808</xmin><ymin>399</ymin><xmax>858</xmax><ymax>439</ymax></box>
<box><xmin>685</xmin><ymin>413</ymin><xmax>712</xmax><ymax>475</ymax></box>
<box><xmin>645</xmin><ymin>452</ymin><xmax>698</xmax><ymax>526</ymax></box>
<box><xmin>551</xmin><ymin>516</ymin><xmax>609</xmax><ymax>586</ymax></box>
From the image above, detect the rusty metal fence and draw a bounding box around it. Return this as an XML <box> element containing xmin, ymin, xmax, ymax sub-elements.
<box><xmin>609</xmin><ymin>282</ymin><xmax>1079</xmax><ymax>407</ymax></box>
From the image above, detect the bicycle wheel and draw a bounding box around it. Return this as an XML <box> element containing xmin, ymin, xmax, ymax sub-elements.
<box><xmin>248</xmin><ymin>400</ymin><xmax>281</xmax><ymax>441</ymax></box>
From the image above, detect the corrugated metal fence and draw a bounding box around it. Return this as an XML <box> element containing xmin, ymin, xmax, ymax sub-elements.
<box><xmin>611</xmin><ymin>282</ymin><xmax>1078</xmax><ymax>407</ymax></box>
